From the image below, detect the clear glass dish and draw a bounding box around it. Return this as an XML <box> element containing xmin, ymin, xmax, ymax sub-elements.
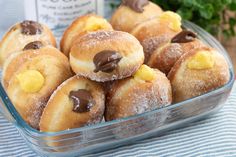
<box><xmin>0</xmin><ymin>21</ymin><xmax>234</xmax><ymax>157</ymax></box>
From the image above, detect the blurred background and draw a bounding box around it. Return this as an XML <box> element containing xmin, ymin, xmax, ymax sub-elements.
<box><xmin>0</xmin><ymin>0</ymin><xmax>24</xmax><ymax>37</ymax></box>
<box><xmin>0</xmin><ymin>0</ymin><xmax>235</xmax><ymax>70</ymax></box>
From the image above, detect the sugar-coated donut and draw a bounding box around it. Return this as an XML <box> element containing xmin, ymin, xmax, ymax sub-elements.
<box><xmin>111</xmin><ymin>0</ymin><xmax>163</xmax><ymax>33</ymax></box>
<box><xmin>131</xmin><ymin>11</ymin><xmax>182</xmax><ymax>43</ymax></box>
<box><xmin>2</xmin><ymin>46</ymin><xmax>72</xmax><ymax>129</ymax></box>
<box><xmin>60</xmin><ymin>14</ymin><xmax>113</xmax><ymax>57</ymax></box>
<box><xmin>39</xmin><ymin>76</ymin><xmax>105</xmax><ymax>132</ymax></box>
<box><xmin>70</xmin><ymin>30</ymin><xmax>144</xmax><ymax>82</ymax></box>
<box><xmin>168</xmin><ymin>47</ymin><xmax>230</xmax><ymax>103</ymax></box>
<box><xmin>105</xmin><ymin>65</ymin><xmax>172</xmax><ymax>121</ymax></box>
<box><xmin>0</xmin><ymin>20</ymin><xmax>56</xmax><ymax>67</ymax></box>
<box><xmin>144</xmin><ymin>30</ymin><xmax>205</xmax><ymax>75</ymax></box>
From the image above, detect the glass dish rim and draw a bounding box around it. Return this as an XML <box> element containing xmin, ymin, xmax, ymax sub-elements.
<box><xmin>0</xmin><ymin>21</ymin><xmax>234</xmax><ymax>137</ymax></box>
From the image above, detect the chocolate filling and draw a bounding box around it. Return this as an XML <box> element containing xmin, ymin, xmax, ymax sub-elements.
<box><xmin>121</xmin><ymin>0</ymin><xmax>149</xmax><ymax>13</ymax></box>
<box><xmin>93</xmin><ymin>50</ymin><xmax>122</xmax><ymax>73</ymax></box>
<box><xmin>69</xmin><ymin>89</ymin><xmax>95</xmax><ymax>113</ymax></box>
<box><xmin>20</xmin><ymin>20</ymin><xmax>43</xmax><ymax>35</ymax></box>
<box><xmin>171</xmin><ymin>30</ymin><xmax>197</xmax><ymax>43</ymax></box>
<box><xmin>23</xmin><ymin>41</ymin><xmax>44</xmax><ymax>51</ymax></box>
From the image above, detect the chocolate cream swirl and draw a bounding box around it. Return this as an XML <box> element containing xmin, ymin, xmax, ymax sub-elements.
<box><xmin>93</xmin><ymin>50</ymin><xmax>122</xmax><ymax>73</ymax></box>
<box><xmin>122</xmin><ymin>0</ymin><xmax>149</xmax><ymax>13</ymax></box>
<box><xmin>171</xmin><ymin>30</ymin><xmax>197</xmax><ymax>43</ymax></box>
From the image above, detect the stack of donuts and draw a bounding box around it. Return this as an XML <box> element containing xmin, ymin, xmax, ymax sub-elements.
<box><xmin>0</xmin><ymin>0</ymin><xmax>230</xmax><ymax>132</ymax></box>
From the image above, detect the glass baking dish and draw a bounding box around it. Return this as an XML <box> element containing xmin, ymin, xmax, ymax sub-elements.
<box><xmin>0</xmin><ymin>21</ymin><xmax>234</xmax><ymax>157</ymax></box>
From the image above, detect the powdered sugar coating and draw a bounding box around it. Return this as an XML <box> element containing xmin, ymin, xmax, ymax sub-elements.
<box><xmin>147</xmin><ymin>41</ymin><xmax>183</xmax><ymax>75</ymax></box>
<box><xmin>168</xmin><ymin>48</ymin><xmax>230</xmax><ymax>103</ymax></box>
<box><xmin>105</xmin><ymin>69</ymin><xmax>172</xmax><ymax>121</ymax></box>
<box><xmin>142</xmin><ymin>35</ymin><xmax>171</xmax><ymax>62</ymax></box>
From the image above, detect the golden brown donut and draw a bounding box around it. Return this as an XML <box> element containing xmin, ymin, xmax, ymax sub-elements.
<box><xmin>105</xmin><ymin>65</ymin><xmax>172</xmax><ymax>121</ymax></box>
<box><xmin>131</xmin><ymin>11</ymin><xmax>182</xmax><ymax>43</ymax></box>
<box><xmin>144</xmin><ymin>30</ymin><xmax>205</xmax><ymax>75</ymax></box>
<box><xmin>142</xmin><ymin>34</ymin><xmax>172</xmax><ymax>63</ymax></box>
<box><xmin>39</xmin><ymin>76</ymin><xmax>105</xmax><ymax>132</ymax></box>
<box><xmin>168</xmin><ymin>47</ymin><xmax>230</xmax><ymax>103</ymax></box>
<box><xmin>60</xmin><ymin>14</ymin><xmax>113</xmax><ymax>57</ymax></box>
<box><xmin>0</xmin><ymin>20</ymin><xmax>56</xmax><ymax>67</ymax></box>
<box><xmin>110</xmin><ymin>0</ymin><xmax>163</xmax><ymax>33</ymax></box>
<box><xmin>2</xmin><ymin>46</ymin><xmax>72</xmax><ymax>129</ymax></box>
<box><xmin>70</xmin><ymin>30</ymin><xmax>144</xmax><ymax>82</ymax></box>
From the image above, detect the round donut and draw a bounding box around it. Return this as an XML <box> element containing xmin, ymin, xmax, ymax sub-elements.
<box><xmin>2</xmin><ymin>46</ymin><xmax>72</xmax><ymax>129</ymax></box>
<box><xmin>131</xmin><ymin>11</ymin><xmax>182</xmax><ymax>43</ymax></box>
<box><xmin>105</xmin><ymin>65</ymin><xmax>172</xmax><ymax>121</ymax></box>
<box><xmin>0</xmin><ymin>20</ymin><xmax>56</xmax><ymax>67</ymax></box>
<box><xmin>144</xmin><ymin>30</ymin><xmax>205</xmax><ymax>75</ymax></box>
<box><xmin>168</xmin><ymin>47</ymin><xmax>230</xmax><ymax>103</ymax></box>
<box><xmin>39</xmin><ymin>76</ymin><xmax>105</xmax><ymax>132</ymax></box>
<box><xmin>110</xmin><ymin>0</ymin><xmax>163</xmax><ymax>33</ymax></box>
<box><xmin>70</xmin><ymin>30</ymin><xmax>144</xmax><ymax>82</ymax></box>
<box><xmin>60</xmin><ymin>14</ymin><xmax>113</xmax><ymax>57</ymax></box>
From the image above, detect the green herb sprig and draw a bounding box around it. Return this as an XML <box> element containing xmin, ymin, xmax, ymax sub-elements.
<box><xmin>152</xmin><ymin>0</ymin><xmax>236</xmax><ymax>39</ymax></box>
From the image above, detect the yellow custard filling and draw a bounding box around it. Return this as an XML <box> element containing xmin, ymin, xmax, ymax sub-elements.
<box><xmin>17</xmin><ymin>70</ymin><xmax>45</xmax><ymax>93</ymax></box>
<box><xmin>187</xmin><ymin>51</ymin><xmax>214</xmax><ymax>70</ymax></box>
<box><xmin>134</xmin><ymin>65</ymin><xmax>155</xmax><ymax>82</ymax></box>
<box><xmin>160</xmin><ymin>11</ymin><xmax>182</xmax><ymax>32</ymax></box>
<box><xmin>84</xmin><ymin>17</ymin><xmax>110</xmax><ymax>32</ymax></box>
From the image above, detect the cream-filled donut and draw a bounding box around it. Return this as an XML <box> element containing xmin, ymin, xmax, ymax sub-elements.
<box><xmin>105</xmin><ymin>65</ymin><xmax>172</xmax><ymax>121</ymax></box>
<box><xmin>60</xmin><ymin>14</ymin><xmax>113</xmax><ymax>57</ymax></box>
<box><xmin>168</xmin><ymin>47</ymin><xmax>230</xmax><ymax>103</ymax></box>
<box><xmin>131</xmin><ymin>11</ymin><xmax>182</xmax><ymax>43</ymax></box>
<box><xmin>2</xmin><ymin>46</ymin><xmax>72</xmax><ymax>129</ymax></box>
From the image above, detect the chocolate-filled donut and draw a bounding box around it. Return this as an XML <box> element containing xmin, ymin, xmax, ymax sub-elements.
<box><xmin>2</xmin><ymin>46</ymin><xmax>72</xmax><ymax>129</ymax></box>
<box><xmin>111</xmin><ymin>0</ymin><xmax>163</xmax><ymax>33</ymax></box>
<box><xmin>40</xmin><ymin>76</ymin><xmax>105</xmax><ymax>132</ymax></box>
<box><xmin>0</xmin><ymin>21</ymin><xmax>56</xmax><ymax>68</ymax></box>
<box><xmin>142</xmin><ymin>30</ymin><xmax>205</xmax><ymax>75</ymax></box>
<box><xmin>70</xmin><ymin>30</ymin><xmax>144</xmax><ymax>82</ymax></box>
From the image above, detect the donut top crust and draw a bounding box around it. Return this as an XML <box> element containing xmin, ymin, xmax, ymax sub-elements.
<box><xmin>141</xmin><ymin>35</ymin><xmax>172</xmax><ymax>62</ymax></box>
<box><xmin>131</xmin><ymin>16</ymin><xmax>182</xmax><ymax>42</ymax></box>
<box><xmin>147</xmin><ymin>42</ymin><xmax>183</xmax><ymax>74</ymax></box>
<box><xmin>70</xmin><ymin>30</ymin><xmax>143</xmax><ymax>60</ymax></box>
